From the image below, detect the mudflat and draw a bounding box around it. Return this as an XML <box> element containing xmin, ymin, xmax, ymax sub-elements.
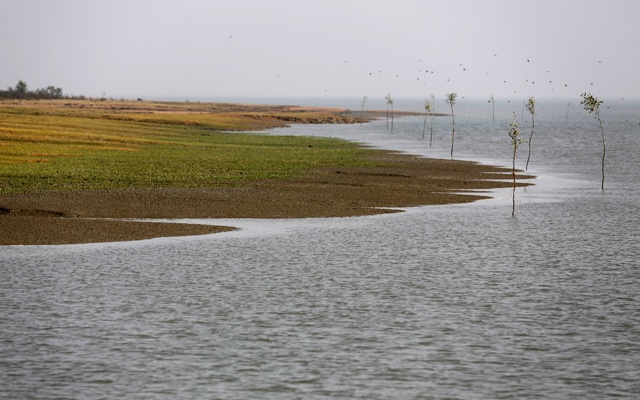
<box><xmin>0</xmin><ymin>152</ymin><xmax>529</xmax><ymax>245</ymax></box>
<box><xmin>0</xmin><ymin>100</ymin><xmax>532</xmax><ymax>245</ymax></box>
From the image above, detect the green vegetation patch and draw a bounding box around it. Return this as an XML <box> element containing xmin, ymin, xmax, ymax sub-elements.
<box><xmin>0</xmin><ymin>106</ymin><xmax>376</xmax><ymax>193</ymax></box>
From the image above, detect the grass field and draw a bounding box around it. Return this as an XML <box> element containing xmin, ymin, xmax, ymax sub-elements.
<box><xmin>0</xmin><ymin>100</ymin><xmax>374</xmax><ymax>193</ymax></box>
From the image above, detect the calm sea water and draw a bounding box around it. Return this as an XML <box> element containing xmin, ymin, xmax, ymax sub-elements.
<box><xmin>2</xmin><ymin>98</ymin><xmax>639</xmax><ymax>399</ymax></box>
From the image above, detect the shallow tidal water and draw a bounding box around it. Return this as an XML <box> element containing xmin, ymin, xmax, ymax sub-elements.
<box><xmin>2</xmin><ymin>99</ymin><xmax>639</xmax><ymax>399</ymax></box>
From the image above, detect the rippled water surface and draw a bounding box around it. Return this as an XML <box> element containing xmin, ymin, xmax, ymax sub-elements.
<box><xmin>2</xmin><ymin>99</ymin><xmax>640</xmax><ymax>399</ymax></box>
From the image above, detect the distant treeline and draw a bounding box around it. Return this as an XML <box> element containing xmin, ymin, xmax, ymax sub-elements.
<box><xmin>0</xmin><ymin>80</ymin><xmax>86</xmax><ymax>100</ymax></box>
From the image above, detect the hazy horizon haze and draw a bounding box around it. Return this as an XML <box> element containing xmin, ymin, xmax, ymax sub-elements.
<box><xmin>2</xmin><ymin>0</ymin><xmax>639</xmax><ymax>104</ymax></box>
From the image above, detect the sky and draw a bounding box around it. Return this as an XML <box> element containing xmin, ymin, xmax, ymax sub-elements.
<box><xmin>2</xmin><ymin>0</ymin><xmax>639</xmax><ymax>105</ymax></box>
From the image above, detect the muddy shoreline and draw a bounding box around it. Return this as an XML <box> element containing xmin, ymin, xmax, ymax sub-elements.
<box><xmin>1</xmin><ymin>151</ymin><xmax>530</xmax><ymax>245</ymax></box>
<box><xmin>1</xmin><ymin>99</ymin><xmax>530</xmax><ymax>245</ymax></box>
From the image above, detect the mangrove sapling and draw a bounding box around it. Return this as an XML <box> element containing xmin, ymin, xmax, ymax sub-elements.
<box><xmin>360</xmin><ymin>96</ymin><xmax>367</xmax><ymax>126</ymax></box>
<box><xmin>490</xmin><ymin>94</ymin><xmax>495</xmax><ymax>122</ymax></box>
<box><xmin>525</xmin><ymin>96</ymin><xmax>536</xmax><ymax>170</ymax></box>
<box><xmin>422</xmin><ymin>99</ymin><xmax>432</xmax><ymax>140</ymax></box>
<box><xmin>429</xmin><ymin>93</ymin><xmax>435</xmax><ymax>147</ymax></box>
<box><xmin>385</xmin><ymin>93</ymin><xmax>394</xmax><ymax>134</ymax></box>
<box><xmin>445</xmin><ymin>92</ymin><xmax>457</xmax><ymax>157</ymax></box>
<box><xmin>385</xmin><ymin>93</ymin><xmax>391</xmax><ymax>130</ymax></box>
<box><xmin>580</xmin><ymin>92</ymin><xmax>606</xmax><ymax>190</ymax></box>
<box><xmin>508</xmin><ymin>113</ymin><xmax>523</xmax><ymax>216</ymax></box>
<box><xmin>390</xmin><ymin>97</ymin><xmax>394</xmax><ymax>134</ymax></box>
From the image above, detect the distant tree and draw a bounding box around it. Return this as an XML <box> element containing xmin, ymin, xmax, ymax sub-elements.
<box><xmin>445</xmin><ymin>92</ymin><xmax>457</xmax><ymax>157</ymax></box>
<box><xmin>15</xmin><ymin>80</ymin><xmax>28</xmax><ymax>96</ymax></box>
<box><xmin>34</xmin><ymin>86</ymin><xmax>63</xmax><ymax>99</ymax></box>
<box><xmin>580</xmin><ymin>92</ymin><xmax>606</xmax><ymax>190</ymax></box>
<box><xmin>525</xmin><ymin>96</ymin><xmax>536</xmax><ymax>170</ymax></box>
<box><xmin>0</xmin><ymin>80</ymin><xmax>65</xmax><ymax>100</ymax></box>
<box><xmin>46</xmin><ymin>86</ymin><xmax>63</xmax><ymax>99</ymax></box>
<box><xmin>508</xmin><ymin>112</ymin><xmax>523</xmax><ymax>216</ymax></box>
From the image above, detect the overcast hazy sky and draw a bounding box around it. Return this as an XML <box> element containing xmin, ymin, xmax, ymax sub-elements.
<box><xmin>2</xmin><ymin>0</ymin><xmax>639</xmax><ymax>103</ymax></box>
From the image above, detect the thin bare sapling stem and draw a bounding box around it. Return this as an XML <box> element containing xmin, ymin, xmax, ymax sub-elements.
<box><xmin>390</xmin><ymin>99</ymin><xmax>393</xmax><ymax>135</ymax></box>
<box><xmin>429</xmin><ymin>93</ymin><xmax>435</xmax><ymax>147</ymax></box>
<box><xmin>360</xmin><ymin>95</ymin><xmax>367</xmax><ymax>126</ymax></box>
